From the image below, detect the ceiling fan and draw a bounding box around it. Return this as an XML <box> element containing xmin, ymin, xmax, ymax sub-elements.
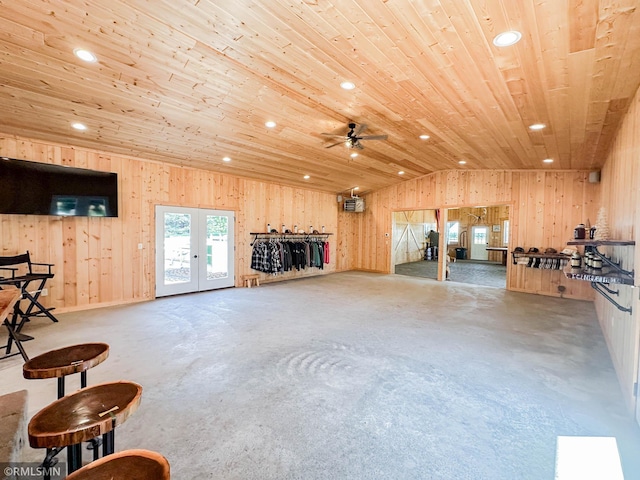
<box><xmin>321</xmin><ymin>123</ymin><xmax>388</xmax><ymax>150</ymax></box>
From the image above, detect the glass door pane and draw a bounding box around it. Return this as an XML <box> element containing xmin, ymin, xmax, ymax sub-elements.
<box><xmin>164</xmin><ymin>212</ymin><xmax>193</xmax><ymax>285</ymax></box>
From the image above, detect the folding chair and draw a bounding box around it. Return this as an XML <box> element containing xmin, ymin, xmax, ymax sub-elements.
<box><xmin>0</xmin><ymin>252</ymin><xmax>57</xmax><ymax>358</ymax></box>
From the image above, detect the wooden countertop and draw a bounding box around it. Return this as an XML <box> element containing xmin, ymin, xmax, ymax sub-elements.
<box><xmin>0</xmin><ymin>289</ymin><xmax>21</xmax><ymax>323</ymax></box>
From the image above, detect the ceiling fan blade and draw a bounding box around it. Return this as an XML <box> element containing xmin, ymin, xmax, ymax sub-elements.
<box><xmin>354</xmin><ymin>141</ymin><xmax>365</xmax><ymax>150</ymax></box>
<box><xmin>325</xmin><ymin>141</ymin><xmax>345</xmax><ymax>148</ymax></box>
<box><xmin>359</xmin><ymin>135</ymin><xmax>388</xmax><ymax>141</ymax></box>
<box><xmin>352</xmin><ymin>124</ymin><xmax>367</xmax><ymax>136</ymax></box>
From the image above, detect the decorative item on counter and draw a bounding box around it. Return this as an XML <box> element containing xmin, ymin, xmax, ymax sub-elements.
<box><xmin>594</xmin><ymin>207</ymin><xmax>610</xmax><ymax>241</ymax></box>
<box><xmin>309</xmin><ymin>225</ymin><xmax>313</xmax><ymax>234</ymax></box>
<box><xmin>282</xmin><ymin>224</ymin><xmax>286</xmax><ymax>233</ymax></box>
<box><xmin>267</xmin><ymin>223</ymin><xmax>271</xmax><ymax>233</ymax></box>
<box><xmin>574</xmin><ymin>223</ymin><xmax>586</xmax><ymax>239</ymax></box>
<box><xmin>589</xmin><ymin>226</ymin><xmax>596</xmax><ymax>239</ymax></box>
<box><xmin>592</xmin><ymin>257</ymin><xmax>603</xmax><ymax>270</ymax></box>
<box><xmin>322</xmin><ymin>225</ymin><xmax>325</xmax><ymax>233</ymax></box>
<box><xmin>570</xmin><ymin>251</ymin><xmax>582</xmax><ymax>268</ymax></box>
<box><xmin>294</xmin><ymin>225</ymin><xmax>298</xmax><ymax>233</ymax></box>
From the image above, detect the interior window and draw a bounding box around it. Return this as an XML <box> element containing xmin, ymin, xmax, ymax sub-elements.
<box><xmin>447</xmin><ymin>221</ymin><xmax>459</xmax><ymax>244</ymax></box>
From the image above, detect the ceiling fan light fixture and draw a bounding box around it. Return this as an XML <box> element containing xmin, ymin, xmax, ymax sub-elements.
<box><xmin>493</xmin><ymin>31</ymin><xmax>522</xmax><ymax>47</ymax></box>
<box><xmin>529</xmin><ymin>123</ymin><xmax>546</xmax><ymax>131</ymax></box>
<box><xmin>419</xmin><ymin>134</ymin><xmax>430</xmax><ymax>140</ymax></box>
<box><xmin>350</xmin><ymin>152</ymin><xmax>358</xmax><ymax>158</ymax></box>
<box><xmin>340</xmin><ymin>81</ymin><xmax>356</xmax><ymax>90</ymax></box>
<box><xmin>265</xmin><ymin>121</ymin><xmax>276</xmax><ymax>128</ymax></box>
<box><xmin>74</xmin><ymin>48</ymin><xmax>97</xmax><ymax>63</ymax></box>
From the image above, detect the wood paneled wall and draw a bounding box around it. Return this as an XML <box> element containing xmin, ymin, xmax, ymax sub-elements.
<box><xmin>0</xmin><ymin>134</ymin><xmax>340</xmax><ymax>312</ymax></box>
<box><xmin>597</xmin><ymin>84</ymin><xmax>640</xmax><ymax>415</ymax></box>
<box><xmin>342</xmin><ymin>170</ymin><xmax>600</xmax><ymax>300</ymax></box>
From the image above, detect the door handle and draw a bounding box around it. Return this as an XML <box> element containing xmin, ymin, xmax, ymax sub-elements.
<box><xmin>193</xmin><ymin>255</ymin><xmax>198</xmax><ymax>258</ymax></box>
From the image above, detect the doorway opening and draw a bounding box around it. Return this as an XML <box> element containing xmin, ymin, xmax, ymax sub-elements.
<box><xmin>445</xmin><ymin>205</ymin><xmax>509</xmax><ymax>288</ymax></box>
<box><xmin>155</xmin><ymin>206</ymin><xmax>235</xmax><ymax>297</ymax></box>
<box><xmin>392</xmin><ymin>209</ymin><xmax>439</xmax><ymax>280</ymax></box>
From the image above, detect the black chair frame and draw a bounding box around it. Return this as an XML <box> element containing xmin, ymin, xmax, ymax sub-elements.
<box><xmin>0</xmin><ymin>251</ymin><xmax>57</xmax><ymax>358</ymax></box>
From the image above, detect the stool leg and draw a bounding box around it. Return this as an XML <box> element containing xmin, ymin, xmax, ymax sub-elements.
<box><xmin>102</xmin><ymin>431</ymin><xmax>115</xmax><ymax>456</ymax></box>
<box><xmin>81</xmin><ymin>371</ymin><xmax>87</xmax><ymax>389</ymax></box>
<box><xmin>255</xmin><ymin>278</ymin><xmax>259</xmax><ymax>287</ymax></box>
<box><xmin>246</xmin><ymin>279</ymin><xmax>251</xmax><ymax>288</ymax></box>
<box><xmin>57</xmin><ymin>377</ymin><xmax>65</xmax><ymax>399</ymax></box>
<box><xmin>67</xmin><ymin>443</ymin><xmax>82</xmax><ymax>474</ymax></box>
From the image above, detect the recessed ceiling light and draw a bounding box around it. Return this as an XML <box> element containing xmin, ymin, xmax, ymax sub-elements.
<box><xmin>419</xmin><ymin>134</ymin><xmax>430</xmax><ymax>140</ymax></box>
<box><xmin>529</xmin><ymin>123</ymin><xmax>546</xmax><ymax>131</ymax></box>
<box><xmin>350</xmin><ymin>153</ymin><xmax>358</xmax><ymax>158</ymax></box>
<box><xmin>222</xmin><ymin>157</ymin><xmax>231</xmax><ymax>162</ymax></box>
<box><xmin>265</xmin><ymin>121</ymin><xmax>276</xmax><ymax>128</ymax></box>
<box><xmin>398</xmin><ymin>171</ymin><xmax>405</xmax><ymax>175</ymax></box>
<box><xmin>71</xmin><ymin>122</ymin><xmax>87</xmax><ymax>131</ymax></box>
<box><xmin>493</xmin><ymin>31</ymin><xmax>522</xmax><ymax>47</ymax></box>
<box><xmin>73</xmin><ymin>48</ymin><xmax>97</xmax><ymax>63</ymax></box>
<box><xmin>543</xmin><ymin>158</ymin><xmax>554</xmax><ymax>163</ymax></box>
<box><xmin>340</xmin><ymin>81</ymin><xmax>356</xmax><ymax>90</ymax></box>
<box><xmin>458</xmin><ymin>160</ymin><xmax>467</xmax><ymax>165</ymax></box>
<box><xmin>303</xmin><ymin>175</ymin><xmax>310</xmax><ymax>179</ymax></box>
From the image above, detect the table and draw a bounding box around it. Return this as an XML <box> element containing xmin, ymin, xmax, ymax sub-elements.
<box><xmin>65</xmin><ymin>449</ymin><xmax>170</xmax><ymax>480</ymax></box>
<box><xmin>1</xmin><ymin>288</ymin><xmax>30</xmax><ymax>361</ymax></box>
<box><xmin>28</xmin><ymin>381</ymin><xmax>143</xmax><ymax>474</ymax></box>
<box><xmin>486</xmin><ymin>247</ymin><xmax>508</xmax><ymax>266</ymax></box>
<box><xmin>23</xmin><ymin>343</ymin><xmax>110</xmax><ymax>398</ymax></box>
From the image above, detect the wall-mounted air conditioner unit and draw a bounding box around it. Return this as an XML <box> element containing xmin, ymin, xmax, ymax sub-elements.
<box><xmin>344</xmin><ymin>198</ymin><xmax>365</xmax><ymax>212</ymax></box>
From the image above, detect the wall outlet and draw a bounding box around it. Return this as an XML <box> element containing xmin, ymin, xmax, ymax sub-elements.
<box><xmin>138</xmin><ymin>243</ymin><xmax>143</xmax><ymax>250</ymax></box>
<box><xmin>41</xmin><ymin>288</ymin><xmax>48</xmax><ymax>297</ymax></box>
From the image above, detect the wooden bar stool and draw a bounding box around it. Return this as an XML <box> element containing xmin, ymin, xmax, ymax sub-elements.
<box><xmin>23</xmin><ymin>342</ymin><xmax>110</xmax><ymax>398</ymax></box>
<box><xmin>65</xmin><ymin>449</ymin><xmax>170</xmax><ymax>480</ymax></box>
<box><xmin>28</xmin><ymin>380</ymin><xmax>142</xmax><ymax>475</ymax></box>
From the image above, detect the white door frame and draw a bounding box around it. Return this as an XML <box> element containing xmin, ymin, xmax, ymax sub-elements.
<box><xmin>155</xmin><ymin>205</ymin><xmax>235</xmax><ymax>297</ymax></box>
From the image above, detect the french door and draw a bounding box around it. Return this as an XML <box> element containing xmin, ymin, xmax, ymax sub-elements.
<box><xmin>155</xmin><ymin>206</ymin><xmax>234</xmax><ymax>297</ymax></box>
<box><xmin>469</xmin><ymin>225</ymin><xmax>489</xmax><ymax>260</ymax></box>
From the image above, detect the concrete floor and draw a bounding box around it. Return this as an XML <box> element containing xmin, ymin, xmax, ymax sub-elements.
<box><xmin>2</xmin><ymin>272</ymin><xmax>640</xmax><ymax>479</ymax></box>
<box><xmin>395</xmin><ymin>259</ymin><xmax>507</xmax><ymax>288</ymax></box>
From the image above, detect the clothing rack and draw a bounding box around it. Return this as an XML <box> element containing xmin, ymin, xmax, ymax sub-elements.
<box><xmin>249</xmin><ymin>232</ymin><xmax>332</xmax><ymax>246</ymax></box>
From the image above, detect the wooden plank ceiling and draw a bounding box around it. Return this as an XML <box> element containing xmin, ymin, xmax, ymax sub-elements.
<box><xmin>1</xmin><ymin>0</ymin><xmax>639</xmax><ymax>194</ymax></box>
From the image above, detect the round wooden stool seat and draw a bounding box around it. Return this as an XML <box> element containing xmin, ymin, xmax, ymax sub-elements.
<box><xmin>23</xmin><ymin>342</ymin><xmax>109</xmax><ymax>380</ymax></box>
<box><xmin>28</xmin><ymin>380</ymin><xmax>142</xmax><ymax>474</ymax></box>
<box><xmin>65</xmin><ymin>449</ymin><xmax>170</xmax><ymax>480</ymax></box>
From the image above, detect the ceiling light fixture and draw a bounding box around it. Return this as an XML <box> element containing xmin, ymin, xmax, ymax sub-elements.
<box><xmin>340</xmin><ymin>81</ymin><xmax>356</xmax><ymax>90</ymax></box>
<box><xmin>398</xmin><ymin>171</ymin><xmax>405</xmax><ymax>175</ymax></box>
<box><xmin>71</xmin><ymin>122</ymin><xmax>87</xmax><ymax>131</ymax></box>
<box><xmin>458</xmin><ymin>160</ymin><xmax>467</xmax><ymax>165</ymax></box>
<box><xmin>73</xmin><ymin>48</ymin><xmax>97</xmax><ymax>63</ymax></box>
<box><xmin>265</xmin><ymin>121</ymin><xmax>276</xmax><ymax>128</ymax></box>
<box><xmin>419</xmin><ymin>134</ymin><xmax>430</xmax><ymax>140</ymax></box>
<box><xmin>543</xmin><ymin>158</ymin><xmax>554</xmax><ymax>163</ymax></box>
<box><xmin>303</xmin><ymin>175</ymin><xmax>310</xmax><ymax>179</ymax></box>
<box><xmin>222</xmin><ymin>157</ymin><xmax>231</xmax><ymax>162</ymax></box>
<box><xmin>493</xmin><ymin>31</ymin><xmax>522</xmax><ymax>47</ymax></box>
<box><xmin>350</xmin><ymin>153</ymin><xmax>358</xmax><ymax>158</ymax></box>
<box><xmin>529</xmin><ymin>123</ymin><xmax>546</xmax><ymax>131</ymax></box>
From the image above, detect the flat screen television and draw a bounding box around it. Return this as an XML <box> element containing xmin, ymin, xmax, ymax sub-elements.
<box><xmin>0</xmin><ymin>157</ymin><xmax>118</xmax><ymax>217</ymax></box>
